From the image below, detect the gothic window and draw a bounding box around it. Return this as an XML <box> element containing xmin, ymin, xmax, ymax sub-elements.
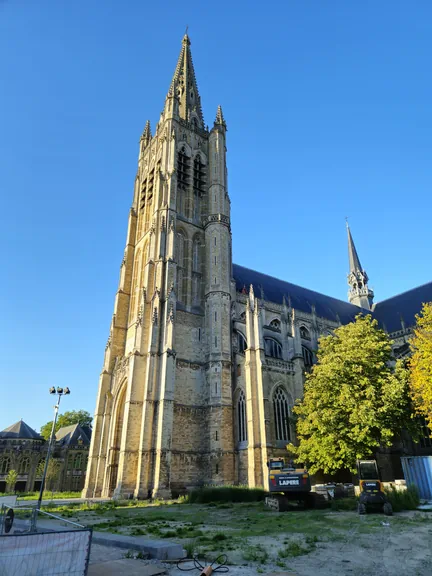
<box><xmin>74</xmin><ymin>453</ymin><xmax>83</xmax><ymax>469</ymax></box>
<box><xmin>300</xmin><ymin>326</ymin><xmax>311</xmax><ymax>340</ymax></box>
<box><xmin>236</xmin><ymin>331</ymin><xmax>247</xmax><ymax>354</ymax></box>
<box><xmin>192</xmin><ymin>275</ymin><xmax>200</xmax><ymax>305</ymax></box>
<box><xmin>237</xmin><ymin>390</ymin><xmax>247</xmax><ymax>444</ymax></box>
<box><xmin>177</xmin><ymin>146</ymin><xmax>189</xmax><ymax>190</ymax></box>
<box><xmin>177</xmin><ymin>268</ymin><xmax>184</xmax><ymax>304</ymax></box>
<box><xmin>270</xmin><ymin>319</ymin><xmax>281</xmax><ymax>331</ymax></box>
<box><xmin>193</xmin><ymin>155</ymin><xmax>205</xmax><ymax>222</ymax></box>
<box><xmin>192</xmin><ymin>238</ymin><xmax>200</xmax><ymax>272</ymax></box>
<box><xmin>302</xmin><ymin>346</ymin><xmax>313</xmax><ymax>368</ymax></box>
<box><xmin>273</xmin><ymin>387</ymin><xmax>291</xmax><ymax>441</ymax></box>
<box><xmin>0</xmin><ymin>456</ymin><xmax>11</xmax><ymax>474</ymax></box>
<box><xmin>265</xmin><ymin>338</ymin><xmax>282</xmax><ymax>359</ymax></box>
<box><xmin>176</xmin><ymin>231</ymin><xmax>185</xmax><ymax>267</ymax></box>
<box><xmin>19</xmin><ymin>457</ymin><xmax>30</xmax><ymax>474</ymax></box>
<box><xmin>72</xmin><ymin>476</ymin><xmax>81</xmax><ymax>490</ymax></box>
<box><xmin>129</xmin><ymin>249</ymin><xmax>141</xmax><ymax>322</ymax></box>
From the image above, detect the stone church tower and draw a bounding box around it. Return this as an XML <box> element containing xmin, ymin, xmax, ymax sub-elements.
<box><xmin>83</xmin><ymin>34</ymin><xmax>234</xmax><ymax>498</ymax></box>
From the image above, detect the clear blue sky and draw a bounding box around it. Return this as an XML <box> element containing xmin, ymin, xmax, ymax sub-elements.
<box><xmin>1</xmin><ymin>1</ymin><xmax>431</xmax><ymax>431</ymax></box>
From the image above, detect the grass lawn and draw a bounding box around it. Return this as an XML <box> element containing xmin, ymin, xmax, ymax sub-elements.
<box><xmin>45</xmin><ymin>499</ymin><xmax>432</xmax><ymax>575</ymax></box>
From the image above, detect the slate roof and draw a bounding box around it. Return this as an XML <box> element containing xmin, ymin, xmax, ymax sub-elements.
<box><xmin>55</xmin><ymin>423</ymin><xmax>91</xmax><ymax>447</ymax></box>
<box><xmin>373</xmin><ymin>281</ymin><xmax>432</xmax><ymax>333</ymax></box>
<box><xmin>233</xmin><ymin>264</ymin><xmax>432</xmax><ymax>334</ymax></box>
<box><xmin>0</xmin><ymin>420</ymin><xmax>42</xmax><ymax>440</ymax></box>
<box><xmin>233</xmin><ymin>264</ymin><xmax>369</xmax><ymax>325</ymax></box>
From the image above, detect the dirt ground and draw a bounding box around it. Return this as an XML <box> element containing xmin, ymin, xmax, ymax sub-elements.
<box><xmin>76</xmin><ymin>502</ymin><xmax>432</xmax><ymax>576</ymax></box>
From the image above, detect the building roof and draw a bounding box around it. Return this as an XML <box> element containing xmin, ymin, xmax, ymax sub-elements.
<box><xmin>233</xmin><ymin>265</ymin><xmax>432</xmax><ymax>335</ymax></box>
<box><xmin>233</xmin><ymin>264</ymin><xmax>368</xmax><ymax>324</ymax></box>
<box><xmin>0</xmin><ymin>420</ymin><xmax>42</xmax><ymax>440</ymax></box>
<box><xmin>373</xmin><ymin>281</ymin><xmax>432</xmax><ymax>333</ymax></box>
<box><xmin>55</xmin><ymin>423</ymin><xmax>91</xmax><ymax>447</ymax></box>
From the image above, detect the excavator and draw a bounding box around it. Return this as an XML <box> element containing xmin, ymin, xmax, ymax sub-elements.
<box><xmin>265</xmin><ymin>457</ymin><xmax>316</xmax><ymax>511</ymax></box>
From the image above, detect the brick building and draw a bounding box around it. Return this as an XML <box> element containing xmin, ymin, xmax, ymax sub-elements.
<box><xmin>0</xmin><ymin>420</ymin><xmax>91</xmax><ymax>493</ymax></box>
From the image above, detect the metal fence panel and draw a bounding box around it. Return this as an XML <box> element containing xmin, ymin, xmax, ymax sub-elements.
<box><xmin>401</xmin><ymin>456</ymin><xmax>432</xmax><ymax>500</ymax></box>
<box><xmin>0</xmin><ymin>529</ymin><xmax>92</xmax><ymax>576</ymax></box>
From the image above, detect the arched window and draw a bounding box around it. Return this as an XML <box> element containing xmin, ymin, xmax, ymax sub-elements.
<box><xmin>265</xmin><ymin>338</ymin><xmax>282</xmax><ymax>359</ymax></box>
<box><xmin>270</xmin><ymin>319</ymin><xmax>281</xmax><ymax>331</ymax></box>
<box><xmin>236</xmin><ymin>331</ymin><xmax>247</xmax><ymax>354</ymax></box>
<box><xmin>177</xmin><ymin>268</ymin><xmax>184</xmax><ymax>303</ymax></box>
<box><xmin>273</xmin><ymin>387</ymin><xmax>291</xmax><ymax>441</ymax></box>
<box><xmin>176</xmin><ymin>231</ymin><xmax>185</xmax><ymax>267</ymax></box>
<box><xmin>193</xmin><ymin>155</ymin><xmax>205</xmax><ymax>222</ymax></box>
<box><xmin>302</xmin><ymin>346</ymin><xmax>313</xmax><ymax>368</ymax></box>
<box><xmin>129</xmin><ymin>249</ymin><xmax>141</xmax><ymax>322</ymax></box>
<box><xmin>192</xmin><ymin>238</ymin><xmax>200</xmax><ymax>272</ymax></box>
<box><xmin>177</xmin><ymin>147</ymin><xmax>190</xmax><ymax>188</ymax></box>
<box><xmin>237</xmin><ymin>390</ymin><xmax>247</xmax><ymax>444</ymax></box>
<box><xmin>0</xmin><ymin>456</ymin><xmax>11</xmax><ymax>474</ymax></box>
<box><xmin>74</xmin><ymin>453</ymin><xmax>83</xmax><ymax>469</ymax></box>
<box><xmin>300</xmin><ymin>326</ymin><xmax>311</xmax><ymax>340</ymax></box>
<box><xmin>192</xmin><ymin>274</ymin><xmax>200</xmax><ymax>305</ymax></box>
<box><xmin>19</xmin><ymin>457</ymin><xmax>30</xmax><ymax>474</ymax></box>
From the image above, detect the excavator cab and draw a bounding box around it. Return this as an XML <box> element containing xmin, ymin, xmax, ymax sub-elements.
<box><xmin>357</xmin><ymin>459</ymin><xmax>392</xmax><ymax>516</ymax></box>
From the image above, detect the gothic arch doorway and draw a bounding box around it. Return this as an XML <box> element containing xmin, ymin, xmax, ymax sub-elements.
<box><xmin>109</xmin><ymin>383</ymin><xmax>127</xmax><ymax>494</ymax></box>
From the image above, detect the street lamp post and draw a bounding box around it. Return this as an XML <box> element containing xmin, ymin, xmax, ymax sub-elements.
<box><xmin>37</xmin><ymin>387</ymin><xmax>70</xmax><ymax>510</ymax></box>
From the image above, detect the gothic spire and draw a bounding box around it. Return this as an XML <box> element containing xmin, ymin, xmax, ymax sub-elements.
<box><xmin>346</xmin><ymin>222</ymin><xmax>374</xmax><ymax>310</ymax></box>
<box><xmin>214</xmin><ymin>105</ymin><xmax>227</xmax><ymax>129</ymax></box>
<box><xmin>347</xmin><ymin>221</ymin><xmax>363</xmax><ymax>277</ymax></box>
<box><xmin>166</xmin><ymin>34</ymin><xmax>204</xmax><ymax>127</ymax></box>
<box><xmin>140</xmin><ymin>120</ymin><xmax>152</xmax><ymax>149</ymax></box>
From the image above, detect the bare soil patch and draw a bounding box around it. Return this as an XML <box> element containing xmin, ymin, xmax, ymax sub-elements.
<box><xmin>65</xmin><ymin>502</ymin><xmax>432</xmax><ymax>575</ymax></box>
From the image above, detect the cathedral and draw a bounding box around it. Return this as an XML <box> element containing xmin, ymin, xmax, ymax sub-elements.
<box><xmin>83</xmin><ymin>35</ymin><xmax>432</xmax><ymax>499</ymax></box>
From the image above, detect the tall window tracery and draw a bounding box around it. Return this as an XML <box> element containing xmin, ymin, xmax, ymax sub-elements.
<box><xmin>176</xmin><ymin>231</ymin><xmax>186</xmax><ymax>303</ymax></box>
<box><xmin>302</xmin><ymin>346</ymin><xmax>313</xmax><ymax>368</ymax></box>
<box><xmin>129</xmin><ymin>249</ymin><xmax>141</xmax><ymax>322</ymax></box>
<box><xmin>236</xmin><ymin>331</ymin><xmax>247</xmax><ymax>354</ymax></box>
<box><xmin>0</xmin><ymin>456</ymin><xmax>11</xmax><ymax>474</ymax></box>
<box><xmin>300</xmin><ymin>326</ymin><xmax>311</xmax><ymax>340</ymax></box>
<box><xmin>193</xmin><ymin>155</ymin><xmax>205</xmax><ymax>222</ymax></box>
<box><xmin>19</xmin><ymin>457</ymin><xmax>30</xmax><ymax>474</ymax></box>
<box><xmin>237</xmin><ymin>390</ymin><xmax>247</xmax><ymax>444</ymax></box>
<box><xmin>265</xmin><ymin>337</ymin><xmax>282</xmax><ymax>359</ymax></box>
<box><xmin>273</xmin><ymin>387</ymin><xmax>291</xmax><ymax>441</ymax></box>
<box><xmin>177</xmin><ymin>147</ymin><xmax>190</xmax><ymax>217</ymax></box>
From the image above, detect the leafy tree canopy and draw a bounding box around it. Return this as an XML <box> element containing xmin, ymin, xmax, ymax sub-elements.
<box><xmin>288</xmin><ymin>315</ymin><xmax>415</xmax><ymax>474</ymax></box>
<box><xmin>40</xmin><ymin>410</ymin><xmax>92</xmax><ymax>441</ymax></box>
<box><xmin>6</xmin><ymin>469</ymin><xmax>18</xmax><ymax>490</ymax></box>
<box><xmin>409</xmin><ymin>302</ymin><xmax>432</xmax><ymax>432</ymax></box>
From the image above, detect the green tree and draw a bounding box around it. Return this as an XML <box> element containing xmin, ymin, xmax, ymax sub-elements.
<box><xmin>40</xmin><ymin>410</ymin><xmax>92</xmax><ymax>440</ymax></box>
<box><xmin>288</xmin><ymin>315</ymin><xmax>414</xmax><ymax>474</ymax></box>
<box><xmin>409</xmin><ymin>302</ymin><xmax>432</xmax><ymax>432</ymax></box>
<box><xmin>36</xmin><ymin>458</ymin><xmax>60</xmax><ymax>491</ymax></box>
<box><xmin>5</xmin><ymin>469</ymin><xmax>18</xmax><ymax>493</ymax></box>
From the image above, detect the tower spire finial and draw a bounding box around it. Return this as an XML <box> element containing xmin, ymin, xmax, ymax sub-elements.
<box><xmin>164</xmin><ymin>33</ymin><xmax>204</xmax><ymax>126</ymax></box>
<box><xmin>346</xmin><ymin>222</ymin><xmax>374</xmax><ymax>309</ymax></box>
<box><xmin>214</xmin><ymin>105</ymin><xmax>227</xmax><ymax>129</ymax></box>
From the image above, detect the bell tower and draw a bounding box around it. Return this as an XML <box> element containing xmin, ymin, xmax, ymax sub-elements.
<box><xmin>83</xmin><ymin>35</ymin><xmax>234</xmax><ymax>499</ymax></box>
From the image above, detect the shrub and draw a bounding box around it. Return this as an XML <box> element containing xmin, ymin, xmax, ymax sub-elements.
<box><xmin>278</xmin><ymin>541</ymin><xmax>310</xmax><ymax>558</ymax></box>
<box><xmin>242</xmin><ymin>544</ymin><xmax>269</xmax><ymax>563</ymax></box>
<box><xmin>187</xmin><ymin>485</ymin><xmax>265</xmax><ymax>504</ymax></box>
<box><xmin>384</xmin><ymin>485</ymin><xmax>420</xmax><ymax>512</ymax></box>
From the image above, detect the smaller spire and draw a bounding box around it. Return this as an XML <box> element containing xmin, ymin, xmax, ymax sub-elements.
<box><xmin>346</xmin><ymin>222</ymin><xmax>373</xmax><ymax>309</ymax></box>
<box><xmin>141</xmin><ymin>120</ymin><xmax>152</xmax><ymax>142</ymax></box>
<box><xmin>214</xmin><ymin>105</ymin><xmax>227</xmax><ymax>128</ymax></box>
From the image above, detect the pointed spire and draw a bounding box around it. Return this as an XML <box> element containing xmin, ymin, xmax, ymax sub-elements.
<box><xmin>214</xmin><ymin>105</ymin><xmax>227</xmax><ymax>129</ymax></box>
<box><xmin>346</xmin><ymin>221</ymin><xmax>363</xmax><ymax>277</ymax></box>
<box><xmin>165</xmin><ymin>34</ymin><xmax>204</xmax><ymax>126</ymax></box>
<box><xmin>346</xmin><ymin>222</ymin><xmax>374</xmax><ymax>309</ymax></box>
<box><xmin>140</xmin><ymin>120</ymin><xmax>152</xmax><ymax>152</ymax></box>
